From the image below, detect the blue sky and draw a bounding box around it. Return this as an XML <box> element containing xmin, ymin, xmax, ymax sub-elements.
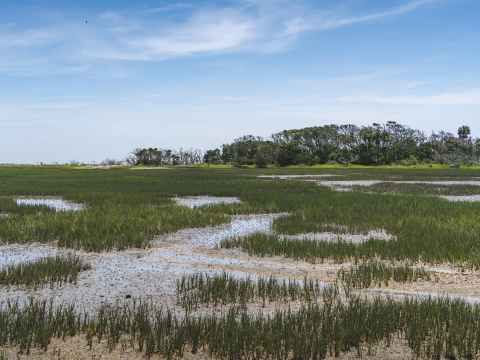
<box><xmin>1</xmin><ymin>0</ymin><xmax>479</xmax><ymax>163</ymax></box>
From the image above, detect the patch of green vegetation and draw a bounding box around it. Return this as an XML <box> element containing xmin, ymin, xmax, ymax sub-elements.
<box><xmin>176</xmin><ymin>273</ymin><xmax>324</xmax><ymax>311</ymax></box>
<box><xmin>222</xmin><ymin>232</ymin><xmax>406</xmax><ymax>264</ymax></box>
<box><xmin>0</xmin><ymin>197</ymin><xmax>54</xmax><ymax>216</ymax></box>
<box><xmin>0</xmin><ymin>194</ymin><xmax>231</xmax><ymax>251</ymax></box>
<box><xmin>0</xmin><ymin>255</ymin><xmax>90</xmax><ymax>288</ymax></box>
<box><xmin>272</xmin><ymin>190</ymin><xmax>480</xmax><ymax>267</ymax></box>
<box><xmin>3</xmin><ymin>166</ymin><xmax>480</xmax><ymax>266</ymax></box>
<box><xmin>338</xmin><ymin>261</ymin><xmax>431</xmax><ymax>289</ymax></box>
<box><xmin>354</xmin><ymin>182</ymin><xmax>480</xmax><ymax>196</ymax></box>
<box><xmin>4</xmin><ymin>290</ymin><xmax>480</xmax><ymax>359</ymax></box>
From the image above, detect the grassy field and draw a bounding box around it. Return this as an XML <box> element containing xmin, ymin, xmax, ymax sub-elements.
<box><xmin>2</xmin><ymin>166</ymin><xmax>480</xmax><ymax>358</ymax></box>
<box><xmin>2</xmin><ymin>165</ymin><xmax>480</xmax><ymax>260</ymax></box>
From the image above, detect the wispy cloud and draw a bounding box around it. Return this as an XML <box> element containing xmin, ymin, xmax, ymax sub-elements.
<box><xmin>143</xmin><ymin>3</ymin><xmax>193</xmax><ymax>15</ymax></box>
<box><xmin>338</xmin><ymin>89</ymin><xmax>480</xmax><ymax>106</ymax></box>
<box><xmin>0</xmin><ymin>28</ymin><xmax>60</xmax><ymax>48</ymax></box>
<box><xmin>128</xmin><ymin>14</ymin><xmax>256</xmax><ymax>59</ymax></box>
<box><xmin>285</xmin><ymin>0</ymin><xmax>440</xmax><ymax>36</ymax></box>
<box><xmin>0</xmin><ymin>0</ymin><xmax>443</xmax><ymax>76</ymax></box>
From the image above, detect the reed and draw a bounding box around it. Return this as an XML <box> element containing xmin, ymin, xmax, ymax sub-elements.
<box><xmin>338</xmin><ymin>261</ymin><xmax>431</xmax><ymax>289</ymax></box>
<box><xmin>176</xmin><ymin>272</ymin><xmax>325</xmax><ymax>311</ymax></box>
<box><xmin>0</xmin><ymin>255</ymin><xmax>90</xmax><ymax>288</ymax></box>
<box><xmin>3</xmin><ymin>291</ymin><xmax>480</xmax><ymax>359</ymax></box>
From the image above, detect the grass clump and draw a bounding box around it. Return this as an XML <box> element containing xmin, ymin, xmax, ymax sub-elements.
<box><xmin>338</xmin><ymin>261</ymin><xmax>431</xmax><ymax>289</ymax></box>
<box><xmin>0</xmin><ymin>255</ymin><xmax>90</xmax><ymax>288</ymax></box>
<box><xmin>0</xmin><ymin>194</ymin><xmax>231</xmax><ymax>251</ymax></box>
<box><xmin>6</xmin><ymin>291</ymin><xmax>480</xmax><ymax>359</ymax></box>
<box><xmin>355</xmin><ymin>182</ymin><xmax>480</xmax><ymax>196</ymax></box>
<box><xmin>0</xmin><ymin>298</ymin><xmax>84</xmax><ymax>354</ymax></box>
<box><xmin>221</xmin><ymin>233</ymin><xmax>393</xmax><ymax>263</ymax></box>
<box><xmin>176</xmin><ymin>272</ymin><xmax>324</xmax><ymax>311</ymax></box>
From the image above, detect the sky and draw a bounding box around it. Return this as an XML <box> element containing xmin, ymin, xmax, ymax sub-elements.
<box><xmin>1</xmin><ymin>0</ymin><xmax>479</xmax><ymax>163</ymax></box>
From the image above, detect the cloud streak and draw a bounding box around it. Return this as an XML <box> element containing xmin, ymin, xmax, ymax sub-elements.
<box><xmin>338</xmin><ymin>89</ymin><xmax>480</xmax><ymax>106</ymax></box>
<box><xmin>0</xmin><ymin>0</ymin><xmax>443</xmax><ymax>78</ymax></box>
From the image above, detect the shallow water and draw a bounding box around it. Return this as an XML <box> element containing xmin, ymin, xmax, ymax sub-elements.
<box><xmin>174</xmin><ymin>196</ymin><xmax>241</xmax><ymax>208</ymax></box>
<box><xmin>16</xmin><ymin>198</ymin><xmax>85</xmax><ymax>212</ymax></box>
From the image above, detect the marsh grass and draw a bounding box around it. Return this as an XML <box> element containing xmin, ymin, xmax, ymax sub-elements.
<box><xmin>0</xmin><ymin>193</ymin><xmax>231</xmax><ymax>251</ymax></box>
<box><xmin>354</xmin><ymin>182</ymin><xmax>480</xmax><ymax>196</ymax></box>
<box><xmin>3</xmin><ymin>166</ymin><xmax>480</xmax><ymax>262</ymax></box>
<box><xmin>221</xmin><ymin>233</ymin><xmax>393</xmax><ymax>263</ymax></box>
<box><xmin>4</xmin><ymin>290</ymin><xmax>480</xmax><ymax>359</ymax></box>
<box><xmin>272</xmin><ymin>190</ymin><xmax>480</xmax><ymax>267</ymax></box>
<box><xmin>338</xmin><ymin>261</ymin><xmax>431</xmax><ymax>289</ymax></box>
<box><xmin>0</xmin><ymin>298</ymin><xmax>84</xmax><ymax>354</ymax></box>
<box><xmin>0</xmin><ymin>197</ymin><xmax>54</xmax><ymax>216</ymax></box>
<box><xmin>0</xmin><ymin>255</ymin><xmax>90</xmax><ymax>288</ymax></box>
<box><xmin>176</xmin><ymin>272</ymin><xmax>324</xmax><ymax>311</ymax></box>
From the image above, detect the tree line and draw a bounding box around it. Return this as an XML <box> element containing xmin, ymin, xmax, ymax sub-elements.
<box><xmin>130</xmin><ymin>122</ymin><xmax>479</xmax><ymax>167</ymax></box>
<box><xmin>127</xmin><ymin>148</ymin><xmax>204</xmax><ymax>166</ymax></box>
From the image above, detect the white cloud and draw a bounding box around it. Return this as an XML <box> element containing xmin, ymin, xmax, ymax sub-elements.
<box><xmin>0</xmin><ymin>0</ymin><xmax>443</xmax><ymax>75</ymax></box>
<box><xmin>323</xmin><ymin>0</ymin><xmax>440</xmax><ymax>29</ymax></box>
<box><xmin>143</xmin><ymin>3</ymin><xmax>194</xmax><ymax>14</ymax></box>
<box><xmin>0</xmin><ymin>28</ymin><xmax>60</xmax><ymax>48</ymax></box>
<box><xmin>338</xmin><ymin>89</ymin><xmax>480</xmax><ymax>106</ymax></box>
<box><xmin>130</xmin><ymin>16</ymin><xmax>256</xmax><ymax>58</ymax></box>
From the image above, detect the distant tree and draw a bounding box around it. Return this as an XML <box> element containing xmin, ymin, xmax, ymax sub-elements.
<box><xmin>129</xmin><ymin>122</ymin><xmax>480</xmax><ymax>168</ymax></box>
<box><xmin>458</xmin><ymin>125</ymin><xmax>471</xmax><ymax>141</ymax></box>
<box><xmin>204</xmin><ymin>149</ymin><xmax>222</xmax><ymax>164</ymax></box>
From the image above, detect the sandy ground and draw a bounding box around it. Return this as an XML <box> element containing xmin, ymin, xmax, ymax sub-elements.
<box><xmin>173</xmin><ymin>196</ymin><xmax>241</xmax><ymax>208</ymax></box>
<box><xmin>280</xmin><ymin>229</ymin><xmax>394</xmax><ymax>243</ymax></box>
<box><xmin>258</xmin><ymin>174</ymin><xmax>342</xmax><ymax>180</ymax></box>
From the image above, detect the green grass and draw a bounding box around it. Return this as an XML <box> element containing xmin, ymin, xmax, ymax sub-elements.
<box><xmin>338</xmin><ymin>261</ymin><xmax>431</xmax><ymax>289</ymax></box>
<box><xmin>176</xmin><ymin>272</ymin><xmax>324</xmax><ymax>311</ymax></box>
<box><xmin>0</xmin><ymin>193</ymin><xmax>232</xmax><ymax>251</ymax></box>
<box><xmin>220</xmin><ymin>233</ymin><xmax>390</xmax><ymax>263</ymax></box>
<box><xmin>3</xmin><ymin>165</ymin><xmax>480</xmax><ymax>263</ymax></box>
<box><xmin>0</xmin><ymin>255</ymin><xmax>90</xmax><ymax>288</ymax></box>
<box><xmin>3</xmin><ymin>166</ymin><xmax>480</xmax><ymax>357</ymax></box>
<box><xmin>353</xmin><ymin>182</ymin><xmax>480</xmax><ymax>196</ymax></box>
<box><xmin>4</xmin><ymin>290</ymin><xmax>480</xmax><ymax>359</ymax></box>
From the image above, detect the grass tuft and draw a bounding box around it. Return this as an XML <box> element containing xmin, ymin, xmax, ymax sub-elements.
<box><xmin>176</xmin><ymin>272</ymin><xmax>325</xmax><ymax>311</ymax></box>
<box><xmin>0</xmin><ymin>254</ymin><xmax>90</xmax><ymax>288</ymax></box>
<box><xmin>338</xmin><ymin>261</ymin><xmax>431</xmax><ymax>289</ymax></box>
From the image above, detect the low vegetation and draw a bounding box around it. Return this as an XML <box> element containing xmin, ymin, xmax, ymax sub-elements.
<box><xmin>0</xmin><ymin>193</ymin><xmax>231</xmax><ymax>251</ymax></box>
<box><xmin>176</xmin><ymin>272</ymin><xmax>324</xmax><ymax>311</ymax></box>
<box><xmin>3</xmin><ymin>288</ymin><xmax>480</xmax><ymax>359</ymax></box>
<box><xmin>0</xmin><ymin>254</ymin><xmax>90</xmax><ymax>288</ymax></box>
<box><xmin>338</xmin><ymin>261</ymin><xmax>431</xmax><ymax>289</ymax></box>
<box><xmin>354</xmin><ymin>182</ymin><xmax>480</xmax><ymax>196</ymax></box>
<box><xmin>2</xmin><ymin>166</ymin><xmax>480</xmax><ymax>358</ymax></box>
<box><xmin>221</xmin><ymin>233</ymin><xmax>395</xmax><ymax>263</ymax></box>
